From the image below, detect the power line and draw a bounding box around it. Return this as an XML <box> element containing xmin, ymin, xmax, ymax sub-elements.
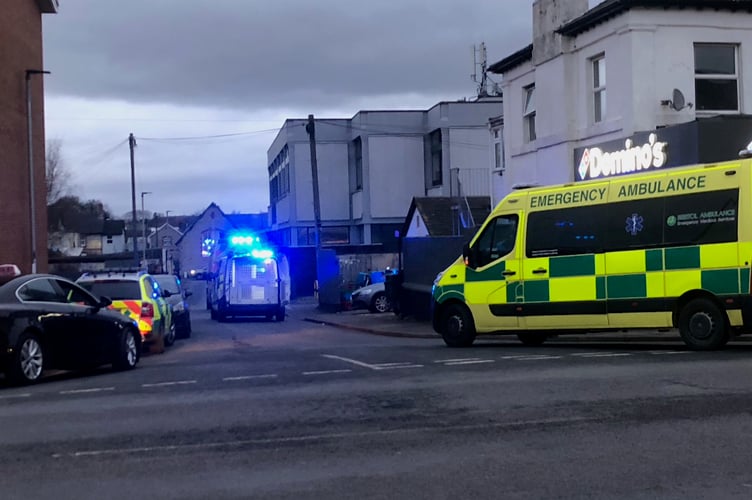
<box><xmin>137</xmin><ymin>128</ymin><xmax>280</xmax><ymax>142</ymax></box>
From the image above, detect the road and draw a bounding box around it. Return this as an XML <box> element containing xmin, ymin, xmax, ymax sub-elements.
<box><xmin>3</xmin><ymin>300</ymin><xmax>752</xmax><ymax>499</ymax></box>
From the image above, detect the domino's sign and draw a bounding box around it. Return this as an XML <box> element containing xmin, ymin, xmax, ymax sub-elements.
<box><xmin>576</xmin><ymin>133</ymin><xmax>669</xmax><ymax>181</ymax></box>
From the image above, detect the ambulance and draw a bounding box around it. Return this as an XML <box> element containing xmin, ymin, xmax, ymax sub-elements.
<box><xmin>432</xmin><ymin>143</ymin><xmax>752</xmax><ymax>350</ymax></box>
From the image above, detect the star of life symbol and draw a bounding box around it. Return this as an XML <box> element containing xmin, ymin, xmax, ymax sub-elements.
<box><xmin>625</xmin><ymin>213</ymin><xmax>644</xmax><ymax>236</ymax></box>
<box><xmin>578</xmin><ymin>148</ymin><xmax>591</xmax><ymax>180</ymax></box>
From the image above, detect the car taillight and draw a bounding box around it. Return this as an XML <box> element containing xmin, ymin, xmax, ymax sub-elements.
<box><xmin>140</xmin><ymin>303</ymin><xmax>154</xmax><ymax>318</ymax></box>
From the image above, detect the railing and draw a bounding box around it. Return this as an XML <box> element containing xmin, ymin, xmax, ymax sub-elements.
<box><xmin>449</xmin><ymin>167</ymin><xmax>490</xmax><ymax>198</ymax></box>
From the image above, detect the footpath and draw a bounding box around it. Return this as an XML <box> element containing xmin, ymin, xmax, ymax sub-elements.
<box><xmin>284</xmin><ymin>297</ymin><xmax>734</xmax><ymax>344</ymax></box>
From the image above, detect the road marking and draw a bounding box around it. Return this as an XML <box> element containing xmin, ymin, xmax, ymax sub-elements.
<box><xmin>648</xmin><ymin>350</ymin><xmax>691</xmax><ymax>355</ymax></box>
<box><xmin>303</xmin><ymin>369</ymin><xmax>352</xmax><ymax>376</ymax></box>
<box><xmin>59</xmin><ymin>387</ymin><xmax>115</xmax><ymax>395</ymax></box>
<box><xmin>222</xmin><ymin>374</ymin><xmax>278</xmax><ymax>381</ymax></box>
<box><xmin>444</xmin><ymin>359</ymin><xmax>495</xmax><ymax>366</ymax></box>
<box><xmin>322</xmin><ymin>354</ymin><xmax>422</xmax><ymax>371</ymax></box>
<box><xmin>500</xmin><ymin>355</ymin><xmax>544</xmax><ymax>360</ymax></box>
<box><xmin>572</xmin><ymin>353</ymin><xmax>632</xmax><ymax>358</ymax></box>
<box><xmin>0</xmin><ymin>393</ymin><xmax>31</xmax><ymax>400</ymax></box>
<box><xmin>142</xmin><ymin>380</ymin><xmax>197</xmax><ymax>388</ymax></box>
<box><xmin>434</xmin><ymin>358</ymin><xmax>481</xmax><ymax>363</ymax></box>
<box><xmin>55</xmin><ymin>416</ymin><xmax>596</xmax><ymax>459</ymax></box>
<box><xmin>513</xmin><ymin>355</ymin><xmax>563</xmax><ymax>361</ymax></box>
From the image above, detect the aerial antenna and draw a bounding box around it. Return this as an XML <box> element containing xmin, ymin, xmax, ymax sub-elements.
<box><xmin>471</xmin><ymin>42</ymin><xmax>489</xmax><ymax>98</ymax></box>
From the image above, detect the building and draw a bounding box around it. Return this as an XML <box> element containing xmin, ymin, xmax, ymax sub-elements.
<box><xmin>489</xmin><ymin>0</ymin><xmax>752</xmax><ymax>198</ymax></box>
<box><xmin>0</xmin><ymin>0</ymin><xmax>58</xmax><ymax>272</ymax></box>
<box><xmin>174</xmin><ymin>203</ymin><xmax>268</xmax><ymax>277</ymax></box>
<box><xmin>266</xmin><ymin>100</ymin><xmax>503</xmax><ymax>250</ymax></box>
<box><xmin>402</xmin><ymin>197</ymin><xmax>492</xmax><ymax>238</ymax></box>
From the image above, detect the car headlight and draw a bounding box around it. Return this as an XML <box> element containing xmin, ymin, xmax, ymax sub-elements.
<box><xmin>433</xmin><ymin>271</ymin><xmax>445</xmax><ymax>286</ymax></box>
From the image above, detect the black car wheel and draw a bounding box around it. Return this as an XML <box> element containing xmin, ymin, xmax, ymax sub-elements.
<box><xmin>6</xmin><ymin>331</ymin><xmax>45</xmax><ymax>385</ymax></box>
<box><xmin>440</xmin><ymin>303</ymin><xmax>476</xmax><ymax>347</ymax></box>
<box><xmin>164</xmin><ymin>321</ymin><xmax>176</xmax><ymax>347</ymax></box>
<box><xmin>113</xmin><ymin>328</ymin><xmax>139</xmax><ymax>370</ymax></box>
<box><xmin>275</xmin><ymin>306</ymin><xmax>285</xmax><ymax>322</ymax></box>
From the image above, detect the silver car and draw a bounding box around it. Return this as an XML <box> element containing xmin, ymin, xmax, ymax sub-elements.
<box><xmin>350</xmin><ymin>282</ymin><xmax>391</xmax><ymax>313</ymax></box>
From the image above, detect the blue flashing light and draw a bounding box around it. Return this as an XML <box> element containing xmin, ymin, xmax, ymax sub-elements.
<box><xmin>230</xmin><ymin>234</ymin><xmax>262</xmax><ymax>246</ymax></box>
<box><xmin>251</xmin><ymin>249</ymin><xmax>274</xmax><ymax>259</ymax></box>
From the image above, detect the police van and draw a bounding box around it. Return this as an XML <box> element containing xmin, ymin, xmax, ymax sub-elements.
<box><xmin>432</xmin><ymin>149</ymin><xmax>752</xmax><ymax>350</ymax></box>
<box><xmin>207</xmin><ymin>235</ymin><xmax>290</xmax><ymax>322</ymax></box>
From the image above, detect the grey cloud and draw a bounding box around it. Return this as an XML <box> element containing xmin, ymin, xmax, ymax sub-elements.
<box><xmin>43</xmin><ymin>0</ymin><xmax>532</xmax><ymax>111</ymax></box>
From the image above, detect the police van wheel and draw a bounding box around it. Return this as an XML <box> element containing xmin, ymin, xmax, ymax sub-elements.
<box><xmin>678</xmin><ymin>298</ymin><xmax>729</xmax><ymax>350</ymax></box>
<box><xmin>441</xmin><ymin>304</ymin><xmax>476</xmax><ymax>348</ymax></box>
<box><xmin>517</xmin><ymin>332</ymin><xmax>547</xmax><ymax>346</ymax></box>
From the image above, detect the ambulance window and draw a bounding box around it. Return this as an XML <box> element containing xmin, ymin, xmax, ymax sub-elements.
<box><xmin>604</xmin><ymin>198</ymin><xmax>664</xmax><ymax>251</ymax></box>
<box><xmin>664</xmin><ymin>189</ymin><xmax>738</xmax><ymax>246</ymax></box>
<box><xmin>473</xmin><ymin>215</ymin><xmax>518</xmax><ymax>267</ymax></box>
<box><xmin>527</xmin><ymin>206</ymin><xmax>605</xmax><ymax>257</ymax></box>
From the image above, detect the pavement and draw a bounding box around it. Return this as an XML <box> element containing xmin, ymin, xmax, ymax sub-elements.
<box><xmin>289</xmin><ymin>296</ymin><xmax>752</xmax><ymax>344</ymax></box>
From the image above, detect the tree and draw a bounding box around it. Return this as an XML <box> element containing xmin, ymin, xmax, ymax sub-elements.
<box><xmin>46</xmin><ymin>138</ymin><xmax>71</xmax><ymax>205</ymax></box>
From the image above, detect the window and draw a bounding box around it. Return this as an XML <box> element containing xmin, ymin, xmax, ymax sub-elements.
<box><xmin>603</xmin><ymin>198</ymin><xmax>665</xmax><ymax>252</ymax></box>
<box><xmin>694</xmin><ymin>44</ymin><xmax>739</xmax><ymax>112</ymax></box>
<box><xmin>492</xmin><ymin>125</ymin><xmax>504</xmax><ymax>172</ymax></box>
<box><xmin>523</xmin><ymin>85</ymin><xmax>536</xmax><ymax>142</ymax></box>
<box><xmin>353</xmin><ymin>137</ymin><xmax>363</xmax><ymax>191</ymax></box>
<box><xmin>55</xmin><ymin>279</ymin><xmax>97</xmax><ymax>306</ymax></box>
<box><xmin>663</xmin><ymin>189</ymin><xmax>738</xmax><ymax>246</ymax></box>
<box><xmin>321</xmin><ymin>226</ymin><xmax>350</xmax><ymax>245</ymax></box>
<box><xmin>429</xmin><ymin>129</ymin><xmax>443</xmax><ymax>186</ymax></box>
<box><xmin>17</xmin><ymin>279</ymin><xmax>64</xmax><ymax>303</ymax></box>
<box><xmin>162</xmin><ymin>236</ymin><xmax>173</xmax><ymax>247</ymax></box>
<box><xmin>79</xmin><ymin>280</ymin><xmax>142</xmax><ymax>300</ymax></box>
<box><xmin>106</xmin><ymin>235</ymin><xmax>114</xmax><ymax>244</ymax></box>
<box><xmin>527</xmin><ymin>206</ymin><xmax>605</xmax><ymax>258</ymax></box>
<box><xmin>471</xmin><ymin>215</ymin><xmax>519</xmax><ymax>268</ymax></box>
<box><xmin>592</xmin><ymin>55</ymin><xmax>606</xmax><ymax>123</ymax></box>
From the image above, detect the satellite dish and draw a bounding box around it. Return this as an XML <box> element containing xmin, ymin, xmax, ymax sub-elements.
<box><xmin>671</xmin><ymin>89</ymin><xmax>686</xmax><ymax>111</ymax></box>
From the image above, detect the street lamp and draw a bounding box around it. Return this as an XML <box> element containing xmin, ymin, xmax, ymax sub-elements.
<box><xmin>141</xmin><ymin>191</ymin><xmax>151</xmax><ymax>267</ymax></box>
<box><xmin>26</xmin><ymin>69</ymin><xmax>50</xmax><ymax>274</ymax></box>
<box><xmin>165</xmin><ymin>210</ymin><xmax>172</xmax><ymax>226</ymax></box>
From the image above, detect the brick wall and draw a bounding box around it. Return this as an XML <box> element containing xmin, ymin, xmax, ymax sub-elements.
<box><xmin>0</xmin><ymin>0</ymin><xmax>50</xmax><ymax>273</ymax></box>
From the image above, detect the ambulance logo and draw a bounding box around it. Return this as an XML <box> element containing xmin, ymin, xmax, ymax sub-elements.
<box><xmin>625</xmin><ymin>213</ymin><xmax>644</xmax><ymax>236</ymax></box>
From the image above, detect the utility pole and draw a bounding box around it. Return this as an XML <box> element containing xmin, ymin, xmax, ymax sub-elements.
<box><xmin>25</xmin><ymin>69</ymin><xmax>49</xmax><ymax>274</ymax></box>
<box><xmin>305</xmin><ymin>114</ymin><xmax>323</xmax><ymax>303</ymax></box>
<box><xmin>129</xmin><ymin>133</ymin><xmax>139</xmax><ymax>267</ymax></box>
<box><xmin>141</xmin><ymin>191</ymin><xmax>151</xmax><ymax>267</ymax></box>
<box><xmin>305</xmin><ymin>115</ymin><xmax>322</xmax><ymax>250</ymax></box>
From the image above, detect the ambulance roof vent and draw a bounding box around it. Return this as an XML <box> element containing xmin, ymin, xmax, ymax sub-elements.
<box><xmin>512</xmin><ymin>183</ymin><xmax>541</xmax><ymax>190</ymax></box>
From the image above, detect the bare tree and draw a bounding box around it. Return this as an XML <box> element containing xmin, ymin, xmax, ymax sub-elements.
<box><xmin>46</xmin><ymin>138</ymin><xmax>71</xmax><ymax>205</ymax></box>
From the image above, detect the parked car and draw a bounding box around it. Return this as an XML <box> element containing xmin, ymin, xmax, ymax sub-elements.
<box><xmin>0</xmin><ymin>273</ymin><xmax>141</xmax><ymax>385</ymax></box>
<box><xmin>152</xmin><ymin>274</ymin><xmax>192</xmax><ymax>339</ymax></box>
<box><xmin>77</xmin><ymin>270</ymin><xmax>174</xmax><ymax>352</ymax></box>
<box><xmin>351</xmin><ymin>281</ymin><xmax>391</xmax><ymax>313</ymax></box>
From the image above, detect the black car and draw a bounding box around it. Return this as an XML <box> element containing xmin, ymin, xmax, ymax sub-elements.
<box><xmin>152</xmin><ymin>274</ymin><xmax>192</xmax><ymax>339</ymax></box>
<box><xmin>0</xmin><ymin>274</ymin><xmax>141</xmax><ymax>385</ymax></box>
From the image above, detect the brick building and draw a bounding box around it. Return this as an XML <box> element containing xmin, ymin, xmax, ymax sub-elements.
<box><xmin>0</xmin><ymin>0</ymin><xmax>58</xmax><ymax>272</ymax></box>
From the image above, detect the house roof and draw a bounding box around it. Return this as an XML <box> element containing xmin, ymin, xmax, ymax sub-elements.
<box><xmin>558</xmin><ymin>0</ymin><xmax>752</xmax><ymax>37</ymax></box>
<box><xmin>175</xmin><ymin>203</ymin><xmax>227</xmax><ymax>246</ymax></box>
<box><xmin>403</xmin><ymin>197</ymin><xmax>492</xmax><ymax>238</ymax></box>
<box><xmin>489</xmin><ymin>0</ymin><xmax>752</xmax><ymax>74</ymax></box>
<box><xmin>102</xmin><ymin>219</ymin><xmax>125</xmax><ymax>237</ymax></box>
<box><xmin>488</xmin><ymin>44</ymin><xmax>533</xmax><ymax>75</ymax></box>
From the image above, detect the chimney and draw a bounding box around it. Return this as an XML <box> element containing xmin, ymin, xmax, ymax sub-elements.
<box><xmin>532</xmin><ymin>0</ymin><xmax>589</xmax><ymax>64</ymax></box>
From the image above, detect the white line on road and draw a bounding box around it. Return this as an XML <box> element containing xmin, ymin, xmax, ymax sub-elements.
<box><xmin>322</xmin><ymin>354</ymin><xmax>422</xmax><ymax>371</ymax></box>
<box><xmin>59</xmin><ymin>387</ymin><xmax>115</xmax><ymax>395</ymax></box>
<box><xmin>444</xmin><ymin>360</ymin><xmax>495</xmax><ymax>366</ymax></box>
<box><xmin>302</xmin><ymin>369</ymin><xmax>352</xmax><ymax>376</ymax></box>
<box><xmin>433</xmin><ymin>358</ymin><xmax>481</xmax><ymax>363</ymax></box>
<box><xmin>55</xmin><ymin>415</ymin><xmax>596</xmax><ymax>459</ymax></box>
<box><xmin>0</xmin><ymin>393</ymin><xmax>31</xmax><ymax>400</ymax></box>
<box><xmin>142</xmin><ymin>380</ymin><xmax>197</xmax><ymax>388</ymax></box>
<box><xmin>500</xmin><ymin>355</ymin><xmax>544</xmax><ymax>360</ymax></box>
<box><xmin>513</xmin><ymin>355</ymin><xmax>563</xmax><ymax>361</ymax></box>
<box><xmin>648</xmin><ymin>350</ymin><xmax>691</xmax><ymax>355</ymax></box>
<box><xmin>222</xmin><ymin>374</ymin><xmax>278</xmax><ymax>381</ymax></box>
<box><xmin>573</xmin><ymin>353</ymin><xmax>632</xmax><ymax>358</ymax></box>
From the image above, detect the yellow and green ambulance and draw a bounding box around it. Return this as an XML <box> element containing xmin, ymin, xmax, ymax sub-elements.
<box><xmin>432</xmin><ymin>154</ymin><xmax>752</xmax><ymax>350</ymax></box>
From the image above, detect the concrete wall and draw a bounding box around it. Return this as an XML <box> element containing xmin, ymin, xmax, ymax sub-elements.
<box><xmin>293</xmin><ymin>142</ymin><xmax>350</xmax><ymax>222</ymax></box>
<box><xmin>368</xmin><ymin>136</ymin><xmax>424</xmax><ymax>218</ymax></box>
<box><xmin>0</xmin><ymin>0</ymin><xmax>51</xmax><ymax>272</ymax></box>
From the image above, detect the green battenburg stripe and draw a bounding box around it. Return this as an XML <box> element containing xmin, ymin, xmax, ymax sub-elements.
<box><xmin>524</xmin><ymin>280</ymin><xmax>549</xmax><ymax>302</ymax></box>
<box><xmin>549</xmin><ymin>255</ymin><xmax>595</xmax><ymax>278</ymax></box>
<box><xmin>507</xmin><ymin>282</ymin><xmax>517</xmax><ymax>303</ymax></box>
<box><xmin>465</xmin><ymin>260</ymin><xmax>506</xmax><ymax>282</ymax></box>
<box><xmin>435</xmin><ymin>284</ymin><xmax>464</xmax><ymax>303</ymax></box>
<box><xmin>645</xmin><ymin>249</ymin><xmax>663</xmax><ymax>271</ymax></box>
<box><xmin>701</xmin><ymin>269</ymin><xmax>739</xmax><ymax>295</ymax></box>
<box><xmin>596</xmin><ymin>276</ymin><xmax>606</xmax><ymax>300</ymax></box>
<box><xmin>665</xmin><ymin>246</ymin><xmax>700</xmax><ymax>270</ymax></box>
<box><xmin>607</xmin><ymin>274</ymin><xmax>647</xmax><ymax>299</ymax></box>
<box><xmin>742</xmin><ymin>268</ymin><xmax>751</xmax><ymax>294</ymax></box>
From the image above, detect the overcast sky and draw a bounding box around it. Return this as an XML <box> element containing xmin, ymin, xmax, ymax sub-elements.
<box><xmin>42</xmin><ymin>0</ymin><xmax>541</xmax><ymax>218</ymax></box>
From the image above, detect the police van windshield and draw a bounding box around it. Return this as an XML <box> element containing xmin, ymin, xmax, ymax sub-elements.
<box><xmin>232</xmin><ymin>257</ymin><xmax>277</xmax><ymax>283</ymax></box>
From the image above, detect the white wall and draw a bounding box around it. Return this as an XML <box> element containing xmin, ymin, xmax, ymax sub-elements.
<box><xmin>368</xmin><ymin>136</ymin><xmax>424</xmax><ymax>218</ymax></box>
<box><xmin>500</xmin><ymin>7</ymin><xmax>752</xmax><ymax>201</ymax></box>
<box><xmin>294</xmin><ymin>143</ymin><xmax>350</xmax><ymax>222</ymax></box>
<box><xmin>406</xmin><ymin>211</ymin><xmax>429</xmax><ymax>238</ymax></box>
<box><xmin>103</xmin><ymin>234</ymin><xmax>126</xmax><ymax>254</ymax></box>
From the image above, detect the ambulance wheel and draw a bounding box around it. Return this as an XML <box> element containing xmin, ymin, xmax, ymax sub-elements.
<box><xmin>517</xmin><ymin>332</ymin><xmax>547</xmax><ymax>346</ymax></box>
<box><xmin>440</xmin><ymin>303</ymin><xmax>476</xmax><ymax>347</ymax></box>
<box><xmin>275</xmin><ymin>306</ymin><xmax>285</xmax><ymax>322</ymax></box>
<box><xmin>678</xmin><ymin>298</ymin><xmax>729</xmax><ymax>350</ymax></box>
<box><xmin>210</xmin><ymin>308</ymin><xmax>217</xmax><ymax>320</ymax></box>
